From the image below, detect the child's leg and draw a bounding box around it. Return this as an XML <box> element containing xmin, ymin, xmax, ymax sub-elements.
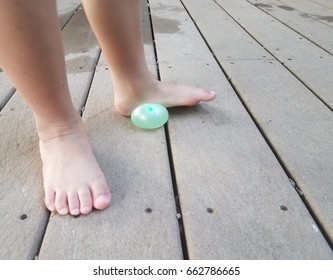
<box><xmin>0</xmin><ymin>0</ymin><xmax>111</xmax><ymax>215</ymax></box>
<box><xmin>82</xmin><ymin>0</ymin><xmax>216</xmax><ymax>116</ymax></box>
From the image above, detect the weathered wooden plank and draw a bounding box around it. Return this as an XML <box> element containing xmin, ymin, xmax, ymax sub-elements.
<box><xmin>0</xmin><ymin>7</ymin><xmax>100</xmax><ymax>260</ymax></box>
<box><xmin>280</xmin><ymin>0</ymin><xmax>333</xmax><ymax>27</ymax></box>
<box><xmin>311</xmin><ymin>0</ymin><xmax>333</xmax><ymax>10</ymax></box>
<box><xmin>248</xmin><ymin>0</ymin><xmax>333</xmax><ymax>54</ymax></box>
<box><xmin>56</xmin><ymin>0</ymin><xmax>81</xmax><ymax>28</ymax></box>
<box><xmin>0</xmin><ymin>96</ymin><xmax>49</xmax><ymax>259</ymax></box>
<box><xmin>0</xmin><ymin>72</ymin><xmax>14</xmax><ymax>111</ymax></box>
<box><xmin>181</xmin><ymin>0</ymin><xmax>333</xmax><ymax>245</ymax></box>
<box><xmin>215</xmin><ymin>0</ymin><xmax>333</xmax><ymax>110</ymax></box>
<box><xmin>39</xmin><ymin>1</ymin><xmax>183</xmax><ymax>259</ymax></box>
<box><xmin>150</xmin><ymin>0</ymin><xmax>333</xmax><ymax>259</ymax></box>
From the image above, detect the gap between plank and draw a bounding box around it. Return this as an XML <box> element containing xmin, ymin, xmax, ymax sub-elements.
<box><xmin>80</xmin><ymin>48</ymin><xmax>102</xmax><ymax>116</ymax></box>
<box><xmin>60</xmin><ymin>4</ymin><xmax>83</xmax><ymax>31</ymax></box>
<box><xmin>247</xmin><ymin>0</ymin><xmax>333</xmax><ymax>56</ymax></box>
<box><xmin>180</xmin><ymin>0</ymin><xmax>333</xmax><ymax>250</ymax></box>
<box><xmin>0</xmin><ymin>88</ymin><xmax>16</xmax><ymax>112</ymax></box>
<box><xmin>147</xmin><ymin>0</ymin><xmax>190</xmax><ymax>260</ymax></box>
<box><xmin>33</xmin><ymin>213</ymin><xmax>51</xmax><ymax>260</ymax></box>
<box><xmin>213</xmin><ymin>0</ymin><xmax>333</xmax><ymax>113</ymax></box>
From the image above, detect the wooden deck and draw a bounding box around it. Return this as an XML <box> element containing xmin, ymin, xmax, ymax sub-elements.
<box><xmin>0</xmin><ymin>0</ymin><xmax>332</xmax><ymax>260</ymax></box>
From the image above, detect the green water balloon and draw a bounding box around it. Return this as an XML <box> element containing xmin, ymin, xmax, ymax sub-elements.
<box><xmin>131</xmin><ymin>103</ymin><xmax>169</xmax><ymax>129</ymax></box>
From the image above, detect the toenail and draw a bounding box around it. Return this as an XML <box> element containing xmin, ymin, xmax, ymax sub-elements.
<box><xmin>95</xmin><ymin>194</ymin><xmax>110</xmax><ymax>205</ymax></box>
<box><xmin>71</xmin><ymin>208</ymin><xmax>80</xmax><ymax>216</ymax></box>
<box><xmin>47</xmin><ymin>205</ymin><xmax>55</xmax><ymax>212</ymax></box>
<box><xmin>59</xmin><ymin>208</ymin><xmax>68</xmax><ymax>215</ymax></box>
<box><xmin>81</xmin><ymin>206</ymin><xmax>91</xmax><ymax>214</ymax></box>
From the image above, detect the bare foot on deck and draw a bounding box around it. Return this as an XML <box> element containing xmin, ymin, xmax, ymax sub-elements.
<box><xmin>39</xmin><ymin>121</ymin><xmax>111</xmax><ymax>216</ymax></box>
<box><xmin>114</xmin><ymin>74</ymin><xmax>216</xmax><ymax>116</ymax></box>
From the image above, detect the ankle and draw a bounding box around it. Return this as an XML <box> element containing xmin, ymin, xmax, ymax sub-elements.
<box><xmin>35</xmin><ymin>115</ymin><xmax>85</xmax><ymax>143</ymax></box>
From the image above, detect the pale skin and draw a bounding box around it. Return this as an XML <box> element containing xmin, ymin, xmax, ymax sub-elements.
<box><xmin>0</xmin><ymin>0</ymin><xmax>216</xmax><ymax>216</ymax></box>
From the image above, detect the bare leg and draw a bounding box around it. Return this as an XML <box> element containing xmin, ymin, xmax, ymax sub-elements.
<box><xmin>82</xmin><ymin>0</ymin><xmax>216</xmax><ymax>116</ymax></box>
<box><xmin>0</xmin><ymin>0</ymin><xmax>111</xmax><ymax>215</ymax></box>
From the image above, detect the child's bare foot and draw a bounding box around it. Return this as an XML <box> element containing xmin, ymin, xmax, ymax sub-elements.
<box><xmin>39</xmin><ymin>121</ymin><xmax>111</xmax><ymax>216</ymax></box>
<box><xmin>114</xmin><ymin>74</ymin><xmax>216</xmax><ymax>116</ymax></box>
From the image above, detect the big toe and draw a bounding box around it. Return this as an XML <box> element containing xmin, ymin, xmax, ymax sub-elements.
<box><xmin>200</xmin><ymin>90</ymin><xmax>216</xmax><ymax>101</ymax></box>
<box><xmin>91</xmin><ymin>179</ymin><xmax>111</xmax><ymax>210</ymax></box>
<box><xmin>94</xmin><ymin>194</ymin><xmax>111</xmax><ymax>210</ymax></box>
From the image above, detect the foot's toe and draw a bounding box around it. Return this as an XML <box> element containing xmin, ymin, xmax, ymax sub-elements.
<box><xmin>191</xmin><ymin>89</ymin><xmax>216</xmax><ymax>104</ymax></box>
<box><xmin>78</xmin><ymin>189</ymin><xmax>93</xmax><ymax>215</ymax></box>
<box><xmin>205</xmin><ymin>90</ymin><xmax>217</xmax><ymax>101</ymax></box>
<box><xmin>94</xmin><ymin>194</ymin><xmax>111</xmax><ymax>210</ymax></box>
<box><xmin>68</xmin><ymin>192</ymin><xmax>80</xmax><ymax>216</ymax></box>
<box><xmin>45</xmin><ymin>189</ymin><xmax>56</xmax><ymax>212</ymax></box>
<box><xmin>163</xmin><ymin>85</ymin><xmax>216</xmax><ymax>107</ymax></box>
<box><xmin>55</xmin><ymin>192</ymin><xmax>69</xmax><ymax>215</ymax></box>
